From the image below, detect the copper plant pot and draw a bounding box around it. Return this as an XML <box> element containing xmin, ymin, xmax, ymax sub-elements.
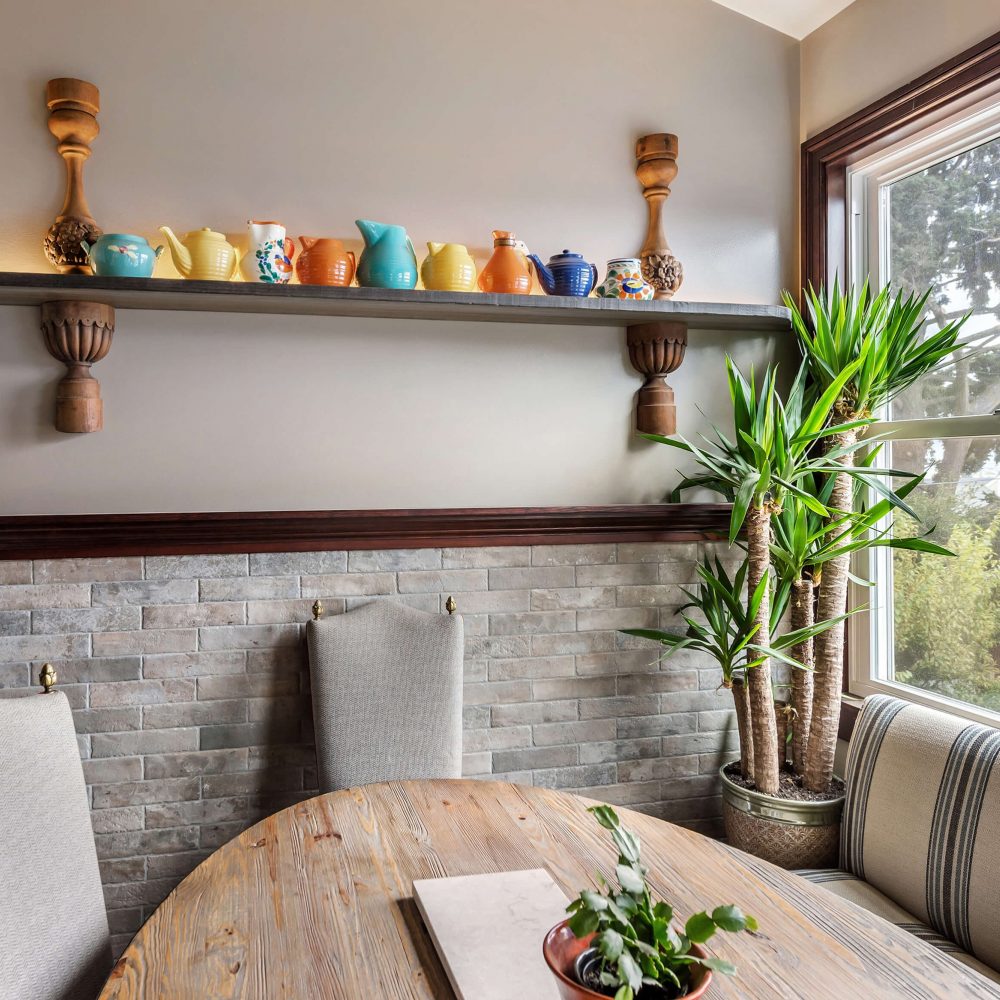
<box><xmin>543</xmin><ymin>919</ymin><xmax>712</xmax><ymax>1000</ymax></box>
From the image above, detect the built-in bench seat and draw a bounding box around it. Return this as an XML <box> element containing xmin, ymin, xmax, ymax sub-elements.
<box><xmin>798</xmin><ymin>695</ymin><xmax>1000</xmax><ymax>986</ymax></box>
<box><xmin>799</xmin><ymin>867</ymin><xmax>1000</xmax><ymax>984</ymax></box>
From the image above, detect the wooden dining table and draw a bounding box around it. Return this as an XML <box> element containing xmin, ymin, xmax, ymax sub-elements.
<box><xmin>99</xmin><ymin>779</ymin><xmax>997</xmax><ymax>999</ymax></box>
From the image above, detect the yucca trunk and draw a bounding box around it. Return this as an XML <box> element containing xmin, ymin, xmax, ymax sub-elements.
<box><xmin>790</xmin><ymin>576</ymin><xmax>814</xmax><ymax>775</ymax></box>
<box><xmin>804</xmin><ymin>428</ymin><xmax>858</xmax><ymax>792</ymax></box>
<box><xmin>731</xmin><ymin>675</ymin><xmax>754</xmax><ymax>779</ymax></box>
<box><xmin>774</xmin><ymin>701</ymin><xmax>789</xmax><ymax>765</ymax></box>
<box><xmin>745</xmin><ymin>504</ymin><xmax>780</xmax><ymax>794</ymax></box>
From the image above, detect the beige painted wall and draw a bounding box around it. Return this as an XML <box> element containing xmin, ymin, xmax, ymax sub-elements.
<box><xmin>801</xmin><ymin>0</ymin><xmax>1000</xmax><ymax>139</ymax></box>
<box><xmin>0</xmin><ymin>0</ymin><xmax>799</xmax><ymax>514</ymax></box>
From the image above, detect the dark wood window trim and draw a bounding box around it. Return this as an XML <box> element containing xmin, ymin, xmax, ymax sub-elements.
<box><xmin>801</xmin><ymin>29</ymin><xmax>1000</xmax><ymax>289</ymax></box>
<box><xmin>0</xmin><ymin>504</ymin><xmax>730</xmax><ymax>560</ymax></box>
<box><xmin>839</xmin><ymin>699</ymin><xmax>861</xmax><ymax>743</ymax></box>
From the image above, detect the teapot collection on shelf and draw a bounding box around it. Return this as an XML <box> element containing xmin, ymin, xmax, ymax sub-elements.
<box><xmin>40</xmin><ymin>77</ymin><xmax>682</xmax><ymax>303</ymax></box>
<box><xmin>80</xmin><ymin>218</ymin><xmax>656</xmax><ymax>301</ymax></box>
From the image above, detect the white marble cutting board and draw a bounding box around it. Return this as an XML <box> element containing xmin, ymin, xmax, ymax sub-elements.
<box><xmin>413</xmin><ymin>868</ymin><xmax>571</xmax><ymax>1000</ymax></box>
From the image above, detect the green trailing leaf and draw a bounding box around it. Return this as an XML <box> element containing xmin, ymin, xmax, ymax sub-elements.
<box><xmin>581</xmin><ymin>889</ymin><xmax>609</xmax><ymax>912</ymax></box>
<box><xmin>711</xmin><ymin>905</ymin><xmax>756</xmax><ymax>933</ymax></box>
<box><xmin>606</xmin><ymin>900</ymin><xmax>633</xmax><ymax>927</ymax></box>
<box><xmin>568</xmin><ymin>907</ymin><xmax>600</xmax><ymax>937</ymax></box>
<box><xmin>698</xmin><ymin>956</ymin><xmax>738</xmax><ymax>975</ymax></box>
<box><xmin>599</xmin><ymin>928</ymin><xmax>624</xmax><ymax>962</ymax></box>
<box><xmin>616</xmin><ymin>864</ymin><xmax>645</xmax><ymax>895</ymax></box>
<box><xmin>683</xmin><ymin>912</ymin><xmax>717</xmax><ymax>944</ymax></box>
<box><xmin>618</xmin><ymin>952</ymin><xmax>643</xmax><ymax>992</ymax></box>
<box><xmin>610</xmin><ymin>826</ymin><xmax>641</xmax><ymax>865</ymax></box>
<box><xmin>588</xmin><ymin>804</ymin><xmax>620</xmax><ymax>830</ymax></box>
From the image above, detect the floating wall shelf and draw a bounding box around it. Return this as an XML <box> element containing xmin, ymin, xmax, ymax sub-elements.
<box><xmin>0</xmin><ymin>271</ymin><xmax>790</xmax><ymax>434</ymax></box>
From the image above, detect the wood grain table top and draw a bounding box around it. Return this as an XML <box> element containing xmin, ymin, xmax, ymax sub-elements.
<box><xmin>98</xmin><ymin>780</ymin><xmax>996</xmax><ymax>999</ymax></box>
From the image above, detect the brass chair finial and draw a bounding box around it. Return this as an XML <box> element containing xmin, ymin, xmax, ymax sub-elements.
<box><xmin>39</xmin><ymin>663</ymin><xmax>57</xmax><ymax>693</ymax></box>
<box><xmin>445</xmin><ymin>596</ymin><xmax>457</xmax><ymax>615</ymax></box>
<box><xmin>312</xmin><ymin>600</ymin><xmax>323</xmax><ymax>621</ymax></box>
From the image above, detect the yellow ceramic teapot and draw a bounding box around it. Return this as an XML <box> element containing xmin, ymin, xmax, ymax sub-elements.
<box><xmin>421</xmin><ymin>242</ymin><xmax>477</xmax><ymax>292</ymax></box>
<box><xmin>159</xmin><ymin>226</ymin><xmax>240</xmax><ymax>281</ymax></box>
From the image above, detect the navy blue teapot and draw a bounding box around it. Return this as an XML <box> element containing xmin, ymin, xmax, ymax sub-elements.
<box><xmin>527</xmin><ymin>249</ymin><xmax>597</xmax><ymax>297</ymax></box>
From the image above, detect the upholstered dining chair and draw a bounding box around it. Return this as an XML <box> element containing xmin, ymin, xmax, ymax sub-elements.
<box><xmin>0</xmin><ymin>676</ymin><xmax>112</xmax><ymax>1000</ymax></box>
<box><xmin>306</xmin><ymin>598</ymin><xmax>465</xmax><ymax>792</ymax></box>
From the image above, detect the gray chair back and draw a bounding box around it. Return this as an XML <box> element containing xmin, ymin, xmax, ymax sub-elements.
<box><xmin>306</xmin><ymin>600</ymin><xmax>464</xmax><ymax>792</ymax></box>
<box><xmin>0</xmin><ymin>692</ymin><xmax>111</xmax><ymax>1000</ymax></box>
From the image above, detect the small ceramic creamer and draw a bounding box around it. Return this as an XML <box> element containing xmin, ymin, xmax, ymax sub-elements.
<box><xmin>159</xmin><ymin>227</ymin><xmax>241</xmax><ymax>281</ymax></box>
<box><xmin>421</xmin><ymin>243</ymin><xmax>477</xmax><ymax>292</ymax></box>
<box><xmin>242</xmin><ymin>221</ymin><xmax>295</xmax><ymax>283</ymax></box>
<box><xmin>296</xmin><ymin>237</ymin><xmax>356</xmax><ymax>286</ymax></box>
<box><xmin>355</xmin><ymin>220</ymin><xmax>418</xmax><ymax>290</ymax></box>
<box><xmin>594</xmin><ymin>258</ymin><xmax>655</xmax><ymax>300</ymax></box>
<box><xmin>81</xmin><ymin>234</ymin><xmax>163</xmax><ymax>278</ymax></box>
<box><xmin>478</xmin><ymin>231</ymin><xmax>532</xmax><ymax>294</ymax></box>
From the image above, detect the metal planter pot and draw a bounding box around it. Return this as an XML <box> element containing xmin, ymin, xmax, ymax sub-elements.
<box><xmin>720</xmin><ymin>765</ymin><xmax>844</xmax><ymax>870</ymax></box>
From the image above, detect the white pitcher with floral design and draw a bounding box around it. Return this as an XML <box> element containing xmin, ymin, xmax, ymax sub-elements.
<box><xmin>593</xmin><ymin>257</ymin><xmax>654</xmax><ymax>300</ymax></box>
<box><xmin>241</xmin><ymin>220</ymin><xmax>295</xmax><ymax>283</ymax></box>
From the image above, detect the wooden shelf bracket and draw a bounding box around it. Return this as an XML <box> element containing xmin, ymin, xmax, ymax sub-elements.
<box><xmin>626</xmin><ymin>320</ymin><xmax>687</xmax><ymax>437</ymax></box>
<box><xmin>0</xmin><ymin>273</ymin><xmax>785</xmax><ymax>438</ymax></box>
<box><xmin>40</xmin><ymin>300</ymin><xmax>115</xmax><ymax>433</ymax></box>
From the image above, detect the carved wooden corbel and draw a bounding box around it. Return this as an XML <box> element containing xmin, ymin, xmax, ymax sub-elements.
<box><xmin>40</xmin><ymin>301</ymin><xmax>115</xmax><ymax>433</ymax></box>
<box><xmin>626</xmin><ymin>320</ymin><xmax>687</xmax><ymax>436</ymax></box>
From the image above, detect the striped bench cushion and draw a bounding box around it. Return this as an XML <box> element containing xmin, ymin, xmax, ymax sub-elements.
<box><xmin>842</xmin><ymin>695</ymin><xmax>1000</xmax><ymax>973</ymax></box>
<box><xmin>797</xmin><ymin>869</ymin><xmax>1000</xmax><ymax>986</ymax></box>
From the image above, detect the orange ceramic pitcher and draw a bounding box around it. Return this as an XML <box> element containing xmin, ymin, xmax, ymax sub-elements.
<box><xmin>478</xmin><ymin>230</ymin><xmax>532</xmax><ymax>294</ymax></box>
<box><xmin>295</xmin><ymin>237</ymin><xmax>356</xmax><ymax>286</ymax></box>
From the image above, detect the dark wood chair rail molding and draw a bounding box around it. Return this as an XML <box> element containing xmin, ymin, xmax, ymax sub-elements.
<box><xmin>0</xmin><ymin>503</ymin><xmax>732</xmax><ymax>560</ymax></box>
<box><xmin>801</xmin><ymin>28</ymin><xmax>1000</xmax><ymax>289</ymax></box>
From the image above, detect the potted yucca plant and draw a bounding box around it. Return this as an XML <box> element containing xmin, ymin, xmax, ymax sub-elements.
<box><xmin>629</xmin><ymin>283</ymin><xmax>966</xmax><ymax>866</ymax></box>
<box><xmin>782</xmin><ymin>281</ymin><xmax>968</xmax><ymax>792</ymax></box>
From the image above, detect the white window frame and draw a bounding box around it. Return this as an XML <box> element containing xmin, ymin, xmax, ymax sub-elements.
<box><xmin>846</xmin><ymin>86</ymin><xmax>1000</xmax><ymax>727</ymax></box>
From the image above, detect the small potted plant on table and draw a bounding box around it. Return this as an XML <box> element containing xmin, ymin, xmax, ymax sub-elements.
<box><xmin>543</xmin><ymin>805</ymin><xmax>756</xmax><ymax>1000</ymax></box>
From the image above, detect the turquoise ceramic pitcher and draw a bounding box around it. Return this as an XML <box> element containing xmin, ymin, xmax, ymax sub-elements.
<box><xmin>355</xmin><ymin>220</ymin><xmax>418</xmax><ymax>290</ymax></box>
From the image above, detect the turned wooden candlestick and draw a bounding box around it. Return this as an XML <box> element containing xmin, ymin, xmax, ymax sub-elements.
<box><xmin>627</xmin><ymin>321</ymin><xmax>687</xmax><ymax>435</ymax></box>
<box><xmin>44</xmin><ymin>78</ymin><xmax>102</xmax><ymax>274</ymax></box>
<box><xmin>635</xmin><ymin>133</ymin><xmax>683</xmax><ymax>300</ymax></box>
<box><xmin>40</xmin><ymin>301</ymin><xmax>115</xmax><ymax>433</ymax></box>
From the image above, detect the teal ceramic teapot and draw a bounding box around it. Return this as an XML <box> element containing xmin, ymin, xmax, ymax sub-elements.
<box><xmin>81</xmin><ymin>233</ymin><xmax>164</xmax><ymax>278</ymax></box>
<box><xmin>355</xmin><ymin>220</ymin><xmax>418</xmax><ymax>289</ymax></box>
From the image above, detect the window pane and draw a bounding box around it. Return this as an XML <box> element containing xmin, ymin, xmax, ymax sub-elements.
<box><xmin>886</xmin><ymin>435</ymin><xmax>1000</xmax><ymax>710</ymax></box>
<box><xmin>885</xmin><ymin>134</ymin><xmax>1000</xmax><ymax>419</ymax></box>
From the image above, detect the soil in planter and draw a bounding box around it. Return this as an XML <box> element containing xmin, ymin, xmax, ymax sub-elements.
<box><xmin>577</xmin><ymin>949</ymin><xmax>689</xmax><ymax>999</ymax></box>
<box><xmin>723</xmin><ymin>761</ymin><xmax>844</xmax><ymax>801</ymax></box>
